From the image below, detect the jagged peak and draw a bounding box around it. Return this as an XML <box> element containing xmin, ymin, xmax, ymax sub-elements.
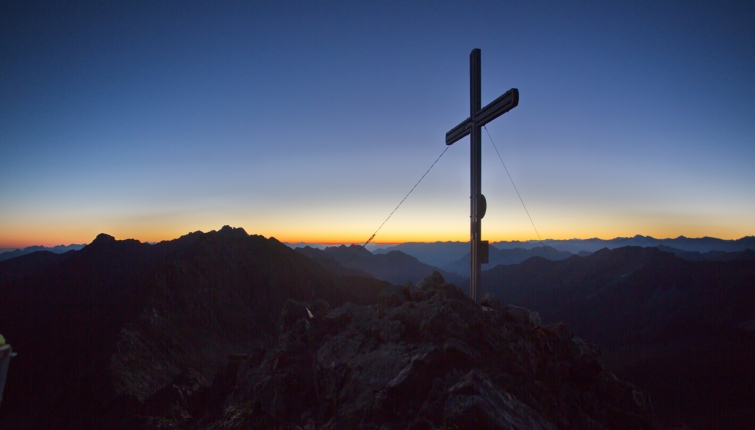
<box><xmin>216</xmin><ymin>225</ymin><xmax>248</xmax><ymax>238</ymax></box>
<box><xmin>91</xmin><ymin>233</ymin><xmax>116</xmax><ymax>245</ymax></box>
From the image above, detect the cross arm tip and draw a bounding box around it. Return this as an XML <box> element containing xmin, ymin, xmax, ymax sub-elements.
<box><xmin>445</xmin><ymin>118</ymin><xmax>472</xmax><ymax>145</ymax></box>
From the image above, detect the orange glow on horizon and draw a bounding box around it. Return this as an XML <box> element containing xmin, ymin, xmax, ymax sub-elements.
<box><xmin>2</xmin><ymin>225</ymin><xmax>753</xmax><ymax>250</ymax></box>
<box><xmin>1</xmin><ymin>209</ymin><xmax>752</xmax><ymax>249</ymax></box>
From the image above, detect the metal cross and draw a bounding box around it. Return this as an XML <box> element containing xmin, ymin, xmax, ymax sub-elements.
<box><xmin>445</xmin><ymin>49</ymin><xmax>519</xmax><ymax>302</ymax></box>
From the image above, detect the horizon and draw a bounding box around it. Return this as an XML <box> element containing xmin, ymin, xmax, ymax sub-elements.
<box><xmin>2</xmin><ymin>227</ymin><xmax>753</xmax><ymax>251</ymax></box>
<box><xmin>6</xmin><ymin>229</ymin><xmax>755</xmax><ymax>250</ymax></box>
<box><xmin>2</xmin><ymin>2</ymin><xmax>753</xmax><ymax>250</ymax></box>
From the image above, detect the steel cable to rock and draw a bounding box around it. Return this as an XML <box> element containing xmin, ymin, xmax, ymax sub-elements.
<box><xmin>347</xmin><ymin>145</ymin><xmax>451</xmax><ymax>264</ymax></box>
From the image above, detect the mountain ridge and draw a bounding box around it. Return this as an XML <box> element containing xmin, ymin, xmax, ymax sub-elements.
<box><xmin>0</xmin><ymin>243</ymin><xmax>86</xmax><ymax>262</ymax></box>
<box><xmin>373</xmin><ymin>236</ymin><xmax>755</xmax><ymax>270</ymax></box>
<box><xmin>480</xmin><ymin>246</ymin><xmax>755</xmax><ymax>429</ymax></box>
<box><xmin>443</xmin><ymin>245</ymin><xmax>573</xmax><ymax>276</ymax></box>
<box><xmin>296</xmin><ymin>244</ymin><xmax>464</xmax><ymax>286</ymax></box>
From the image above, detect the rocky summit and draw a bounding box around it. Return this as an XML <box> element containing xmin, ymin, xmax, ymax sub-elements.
<box><xmin>131</xmin><ymin>272</ymin><xmax>660</xmax><ymax>430</ymax></box>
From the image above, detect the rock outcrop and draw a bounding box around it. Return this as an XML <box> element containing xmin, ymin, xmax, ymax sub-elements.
<box><xmin>149</xmin><ymin>274</ymin><xmax>660</xmax><ymax>429</ymax></box>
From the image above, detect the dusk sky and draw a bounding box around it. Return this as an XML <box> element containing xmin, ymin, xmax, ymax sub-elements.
<box><xmin>1</xmin><ymin>1</ymin><xmax>753</xmax><ymax>248</ymax></box>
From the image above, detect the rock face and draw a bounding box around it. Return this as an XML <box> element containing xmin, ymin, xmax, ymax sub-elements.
<box><xmin>192</xmin><ymin>280</ymin><xmax>660</xmax><ymax>430</ymax></box>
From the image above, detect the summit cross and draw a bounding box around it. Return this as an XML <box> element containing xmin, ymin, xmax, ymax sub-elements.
<box><xmin>445</xmin><ymin>48</ymin><xmax>519</xmax><ymax>302</ymax></box>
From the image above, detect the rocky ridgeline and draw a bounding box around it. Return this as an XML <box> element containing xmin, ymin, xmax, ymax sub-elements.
<box><xmin>134</xmin><ymin>272</ymin><xmax>660</xmax><ymax>430</ymax></box>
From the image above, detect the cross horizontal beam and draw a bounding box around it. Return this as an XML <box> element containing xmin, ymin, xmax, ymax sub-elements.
<box><xmin>445</xmin><ymin>88</ymin><xmax>519</xmax><ymax>146</ymax></box>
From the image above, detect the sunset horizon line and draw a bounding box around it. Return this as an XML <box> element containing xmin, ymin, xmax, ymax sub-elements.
<box><xmin>2</xmin><ymin>229</ymin><xmax>753</xmax><ymax>251</ymax></box>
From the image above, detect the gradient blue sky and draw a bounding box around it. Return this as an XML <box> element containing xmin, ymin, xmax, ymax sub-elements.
<box><xmin>1</xmin><ymin>1</ymin><xmax>753</xmax><ymax>248</ymax></box>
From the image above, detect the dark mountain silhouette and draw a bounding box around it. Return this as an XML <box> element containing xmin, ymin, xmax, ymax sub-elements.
<box><xmin>0</xmin><ymin>250</ymin><xmax>75</xmax><ymax>282</ymax></box>
<box><xmin>294</xmin><ymin>246</ymin><xmax>375</xmax><ymax>278</ymax></box>
<box><xmin>0</xmin><ymin>226</ymin><xmax>380</xmax><ymax>429</ymax></box>
<box><xmin>656</xmin><ymin>245</ymin><xmax>755</xmax><ymax>261</ymax></box>
<box><xmin>0</xmin><ymin>243</ymin><xmax>86</xmax><ymax>262</ymax></box>
<box><xmin>374</xmin><ymin>236</ymin><xmax>755</xmax><ymax>270</ymax></box>
<box><xmin>481</xmin><ymin>246</ymin><xmax>755</xmax><ymax>429</ymax></box>
<box><xmin>296</xmin><ymin>244</ymin><xmax>464</xmax><ymax>286</ymax></box>
<box><xmin>444</xmin><ymin>245</ymin><xmax>573</xmax><ymax>276</ymax></box>
<box><xmin>0</xmin><ymin>231</ymin><xmax>201</xmax><ymax>428</ymax></box>
<box><xmin>372</xmin><ymin>241</ymin><xmax>470</xmax><ymax>268</ymax></box>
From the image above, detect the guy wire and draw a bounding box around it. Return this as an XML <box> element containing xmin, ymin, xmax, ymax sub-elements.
<box><xmin>347</xmin><ymin>145</ymin><xmax>451</xmax><ymax>264</ymax></box>
<box><xmin>483</xmin><ymin>125</ymin><xmax>553</xmax><ymax>262</ymax></box>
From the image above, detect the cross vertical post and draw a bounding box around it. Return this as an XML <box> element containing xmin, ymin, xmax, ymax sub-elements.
<box><xmin>445</xmin><ymin>49</ymin><xmax>519</xmax><ymax>302</ymax></box>
<box><xmin>470</xmin><ymin>49</ymin><xmax>482</xmax><ymax>302</ymax></box>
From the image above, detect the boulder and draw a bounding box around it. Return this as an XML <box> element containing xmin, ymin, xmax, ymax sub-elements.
<box><xmin>501</xmin><ymin>304</ymin><xmax>542</xmax><ymax>327</ymax></box>
<box><xmin>309</xmin><ymin>299</ymin><xmax>331</xmax><ymax>319</ymax></box>
<box><xmin>277</xmin><ymin>299</ymin><xmax>311</xmax><ymax>333</ymax></box>
<box><xmin>416</xmin><ymin>271</ymin><xmax>445</xmax><ymax>291</ymax></box>
<box><xmin>443</xmin><ymin>337</ymin><xmax>476</xmax><ymax>367</ymax></box>
<box><xmin>377</xmin><ymin>284</ymin><xmax>412</xmax><ymax>309</ymax></box>
<box><xmin>375</xmin><ymin>346</ymin><xmax>443</xmax><ymax>418</ymax></box>
<box><xmin>444</xmin><ymin>369</ymin><xmax>558</xmax><ymax>430</ymax></box>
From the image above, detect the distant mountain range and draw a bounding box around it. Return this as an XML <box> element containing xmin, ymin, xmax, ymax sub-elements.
<box><xmin>6</xmin><ymin>235</ymin><xmax>752</xmax><ymax>267</ymax></box>
<box><xmin>373</xmin><ymin>241</ymin><xmax>470</xmax><ymax>268</ymax></box>
<box><xmin>284</xmin><ymin>241</ymin><xmax>384</xmax><ymax>252</ymax></box>
<box><xmin>374</xmin><ymin>236</ymin><xmax>755</xmax><ymax>274</ymax></box>
<box><xmin>491</xmin><ymin>235</ymin><xmax>755</xmax><ymax>254</ymax></box>
<box><xmin>443</xmin><ymin>245</ymin><xmax>575</xmax><ymax>276</ymax></box>
<box><xmin>655</xmin><ymin>245</ymin><xmax>755</xmax><ymax>262</ymax></box>
<box><xmin>296</xmin><ymin>244</ymin><xmax>464</xmax><ymax>286</ymax></box>
<box><xmin>0</xmin><ymin>244</ymin><xmax>85</xmax><ymax>262</ymax></box>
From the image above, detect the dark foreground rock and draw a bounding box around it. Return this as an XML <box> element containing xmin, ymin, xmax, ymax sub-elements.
<box><xmin>138</xmin><ymin>276</ymin><xmax>660</xmax><ymax>429</ymax></box>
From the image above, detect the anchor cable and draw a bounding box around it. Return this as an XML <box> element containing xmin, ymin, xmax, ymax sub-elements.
<box><xmin>483</xmin><ymin>125</ymin><xmax>553</xmax><ymax>261</ymax></box>
<box><xmin>483</xmin><ymin>127</ymin><xmax>567</xmax><ymax>296</ymax></box>
<box><xmin>347</xmin><ymin>145</ymin><xmax>451</xmax><ymax>263</ymax></box>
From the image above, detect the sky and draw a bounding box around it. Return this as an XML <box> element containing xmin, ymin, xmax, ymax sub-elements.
<box><xmin>1</xmin><ymin>1</ymin><xmax>754</xmax><ymax>248</ymax></box>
